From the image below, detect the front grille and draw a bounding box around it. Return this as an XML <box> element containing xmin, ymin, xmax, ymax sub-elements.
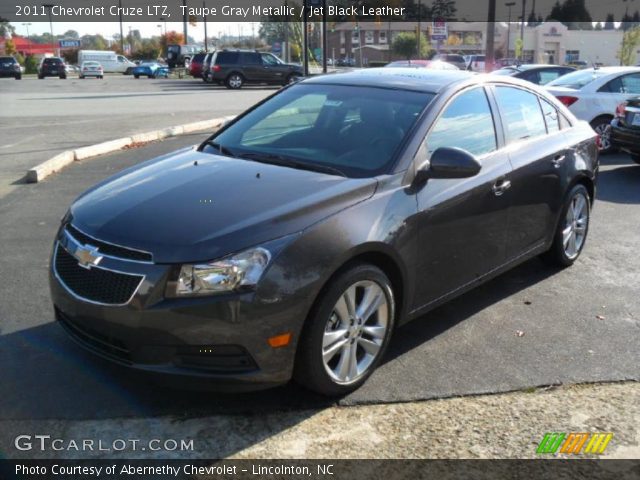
<box><xmin>55</xmin><ymin>244</ymin><xmax>143</xmax><ymax>305</ymax></box>
<box><xmin>66</xmin><ymin>224</ymin><xmax>153</xmax><ymax>262</ymax></box>
<box><xmin>56</xmin><ymin>308</ymin><xmax>132</xmax><ymax>364</ymax></box>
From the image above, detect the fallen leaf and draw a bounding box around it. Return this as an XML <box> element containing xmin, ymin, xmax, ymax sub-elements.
<box><xmin>596</xmin><ymin>315</ymin><xmax>605</xmax><ymax>320</ymax></box>
<box><xmin>515</xmin><ymin>330</ymin><xmax>525</xmax><ymax>337</ymax></box>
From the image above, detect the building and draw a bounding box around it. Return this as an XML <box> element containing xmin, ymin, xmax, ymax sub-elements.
<box><xmin>0</xmin><ymin>35</ymin><xmax>55</xmax><ymax>57</ymax></box>
<box><xmin>327</xmin><ymin>21</ymin><xmax>637</xmax><ymax>67</ymax></box>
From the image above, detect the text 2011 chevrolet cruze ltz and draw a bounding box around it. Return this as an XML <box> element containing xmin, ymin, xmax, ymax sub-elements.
<box><xmin>50</xmin><ymin>69</ymin><xmax>598</xmax><ymax>396</ymax></box>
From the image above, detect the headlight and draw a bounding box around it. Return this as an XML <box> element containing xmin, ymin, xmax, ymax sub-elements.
<box><xmin>172</xmin><ymin>247</ymin><xmax>272</xmax><ymax>297</ymax></box>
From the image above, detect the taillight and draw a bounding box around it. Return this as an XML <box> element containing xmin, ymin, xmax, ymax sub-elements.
<box><xmin>556</xmin><ymin>95</ymin><xmax>578</xmax><ymax>107</ymax></box>
<box><xmin>212</xmin><ymin>65</ymin><xmax>221</xmax><ymax>72</ymax></box>
<box><xmin>615</xmin><ymin>102</ymin><xmax>627</xmax><ymax>119</ymax></box>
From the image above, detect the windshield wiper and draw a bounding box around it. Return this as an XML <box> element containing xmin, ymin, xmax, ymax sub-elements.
<box><xmin>202</xmin><ymin>140</ymin><xmax>237</xmax><ymax>158</ymax></box>
<box><xmin>238</xmin><ymin>152</ymin><xmax>346</xmax><ymax>177</ymax></box>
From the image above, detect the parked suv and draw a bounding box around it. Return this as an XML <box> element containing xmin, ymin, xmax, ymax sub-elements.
<box><xmin>0</xmin><ymin>56</ymin><xmax>22</xmax><ymax>79</ymax></box>
<box><xmin>206</xmin><ymin>50</ymin><xmax>303</xmax><ymax>89</ymax></box>
<box><xmin>38</xmin><ymin>57</ymin><xmax>67</xmax><ymax>79</ymax></box>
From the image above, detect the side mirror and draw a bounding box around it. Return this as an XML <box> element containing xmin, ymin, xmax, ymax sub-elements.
<box><xmin>415</xmin><ymin>147</ymin><xmax>482</xmax><ymax>182</ymax></box>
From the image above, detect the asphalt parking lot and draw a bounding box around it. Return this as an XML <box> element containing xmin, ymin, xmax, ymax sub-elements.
<box><xmin>0</xmin><ymin>131</ymin><xmax>638</xmax><ymax>425</ymax></box>
<box><xmin>0</xmin><ymin>75</ymin><xmax>273</xmax><ymax>198</ymax></box>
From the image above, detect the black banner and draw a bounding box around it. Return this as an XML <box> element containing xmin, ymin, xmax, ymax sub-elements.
<box><xmin>1</xmin><ymin>460</ymin><xmax>640</xmax><ymax>480</ymax></box>
<box><xmin>1</xmin><ymin>0</ymin><xmax>639</xmax><ymax>22</ymax></box>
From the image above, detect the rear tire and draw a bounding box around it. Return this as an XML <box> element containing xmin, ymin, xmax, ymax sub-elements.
<box><xmin>134</xmin><ymin>75</ymin><xmax>139</xmax><ymax>79</ymax></box>
<box><xmin>15</xmin><ymin>74</ymin><xmax>21</xmax><ymax>80</ymax></box>
<box><xmin>294</xmin><ymin>263</ymin><xmax>396</xmax><ymax>396</ymax></box>
<box><xmin>590</xmin><ymin>116</ymin><xmax>614</xmax><ymax>154</ymax></box>
<box><xmin>541</xmin><ymin>184</ymin><xmax>590</xmax><ymax>267</ymax></box>
<box><xmin>225</xmin><ymin>72</ymin><xmax>244</xmax><ymax>89</ymax></box>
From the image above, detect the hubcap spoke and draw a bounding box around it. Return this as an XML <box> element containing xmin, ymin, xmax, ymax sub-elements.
<box><xmin>362</xmin><ymin>325</ymin><xmax>386</xmax><ymax>340</ymax></box>
<box><xmin>323</xmin><ymin>337</ymin><xmax>349</xmax><ymax>363</ymax></box>
<box><xmin>323</xmin><ymin>329</ymin><xmax>348</xmax><ymax>348</ymax></box>
<box><xmin>336</xmin><ymin>343</ymin><xmax>352</xmax><ymax>379</ymax></box>
<box><xmin>358</xmin><ymin>337</ymin><xmax>381</xmax><ymax>356</ymax></box>
<box><xmin>347</xmin><ymin>342</ymin><xmax>359</xmax><ymax>380</ymax></box>
<box><xmin>357</xmin><ymin>285</ymin><xmax>384</xmax><ymax>322</ymax></box>
<box><xmin>562</xmin><ymin>225</ymin><xmax>573</xmax><ymax>247</ymax></box>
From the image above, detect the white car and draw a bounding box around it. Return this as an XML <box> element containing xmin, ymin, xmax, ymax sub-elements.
<box><xmin>79</xmin><ymin>61</ymin><xmax>104</xmax><ymax>79</ymax></box>
<box><xmin>545</xmin><ymin>66</ymin><xmax>640</xmax><ymax>151</ymax></box>
<box><xmin>466</xmin><ymin>54</ymin><xmax>485</xmax><ymax>72</ymax></box>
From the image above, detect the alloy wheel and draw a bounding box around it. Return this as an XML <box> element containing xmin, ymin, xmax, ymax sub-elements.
<box><xmin>322</xmin><ymin>280</ymin><xmax>390</xmax><ymax>384</ymax></box>
<box><xmin>228</xmin><ymin>74</ymin><xmax>243</xmax><ymax>89</ymax></box>
<box><xmin>594</xmin><ymin>123</ymin><xmax>611</xmax><ymax>151</ymax></box>
<box><xmin>562</xmin><ymin>192</ymin><xmax>589</xmax><ymax>260</ymax></box>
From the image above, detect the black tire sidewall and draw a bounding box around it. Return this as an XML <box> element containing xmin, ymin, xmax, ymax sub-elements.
<box><xmin>294</xmin><ymin>263</ymin><xmax>396</xmax><ymax>396</ymax></box>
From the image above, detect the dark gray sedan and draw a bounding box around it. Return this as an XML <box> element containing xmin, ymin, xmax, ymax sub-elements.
<box><xmin>50</xmin><ymin>69</ymin><xmax>598</xmax><ymax>396</ymax></box>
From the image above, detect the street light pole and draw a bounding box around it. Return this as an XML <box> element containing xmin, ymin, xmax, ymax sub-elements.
<box><xmin>203</xmin><ymin>1</ymin><xmax>208</xmax><ymax>50</ymax></box>
<box><xmin>42</xmin><ymin>4</ymin><xmax>56</xmax><ymax>56</ymax></box>
<box><xmin>22</xmin><ymin>22</ymin><xmax>32</xmax><ymax>55</ymax></box>
<box><xmin>505</xmin><ymin>2</ymin><xmax>515</xmax><ymax>58</ymax></box>
<box><xmin>485</xmin><ymin>0</ymin><xmax>496</xmax><ymax>72</ymax></box>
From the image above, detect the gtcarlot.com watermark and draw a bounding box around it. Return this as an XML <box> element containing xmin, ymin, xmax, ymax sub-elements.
<box><xmin>14</xmin><ymin>435</ymin><xmax>194</xmax><ymax>452</ymax></box>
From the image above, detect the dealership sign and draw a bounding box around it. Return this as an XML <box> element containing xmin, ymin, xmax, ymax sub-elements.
<box><xmin>431</xmin><ymin>21</ymin><xmax>447</xmax><ymax>41</ymax></box>
<box><xmin>59</xmin><ymin>39</ymin><xmax>81</xmax><ymax>49</ymax></box>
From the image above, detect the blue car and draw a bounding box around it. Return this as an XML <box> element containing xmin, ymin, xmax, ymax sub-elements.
<box><xmin>132</xmin><ymin>61</ymin><xmax>169</xmax><ymax>79</ymax></box>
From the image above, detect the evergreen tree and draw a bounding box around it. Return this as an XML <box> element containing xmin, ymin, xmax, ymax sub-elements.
<box><xmin>431</xmin><ymin>0</ymin><xmax>457</xmax><ymax>21</ymax></box>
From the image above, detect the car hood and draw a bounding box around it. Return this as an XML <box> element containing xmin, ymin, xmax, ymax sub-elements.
<box><xmin>69</xmin><ymin>148</ymin><xmax>377</xmax><ymax>263</ymax></box>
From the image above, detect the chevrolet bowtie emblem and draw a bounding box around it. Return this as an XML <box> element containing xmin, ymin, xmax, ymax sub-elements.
<box><xmin>72</xmin><ymin>244</ymin><xmax>103</xmax><ymax>269</ymax></box>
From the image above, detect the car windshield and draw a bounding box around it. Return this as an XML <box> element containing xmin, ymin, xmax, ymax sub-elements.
<box><xmin>547</xmin><ymin>69</ymin><xmax>607</xmax><ymax>89</ymax></box>
<box><xmin>203</xmin><ymin>83</ymin><xmax>435</xmax><ymax>178</ymax></box>
<box><xmin>0</xmin><ymin>56</ymin><xmax>15</xmax><ymax>63</ymax></box>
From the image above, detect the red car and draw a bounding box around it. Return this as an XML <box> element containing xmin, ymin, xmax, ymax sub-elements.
<box><xmin>188</xmin><ymin>52</ymin><xmax>208</xmax><ymax>78</ymax></box>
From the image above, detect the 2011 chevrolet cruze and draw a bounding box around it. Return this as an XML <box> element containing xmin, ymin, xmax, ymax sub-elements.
<box><xmin>50</xmin><ymin>69</ymin><xmax>598</xmax><ymax>396</ymax></box>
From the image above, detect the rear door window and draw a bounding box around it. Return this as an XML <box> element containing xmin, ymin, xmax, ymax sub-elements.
<box><xmin>494</xmin><ymin>86</ymin><xmax>547</xmax><ymax>143</ymax></box>
<box><xmin>215</xmin><ymin>52</ymin><xmax>238</xmax><ymax>65</ymax></box>
<box><xmin>426</xmin><ymin>87</ymin><xmax>497</xmax><ymax>157</ymax></box>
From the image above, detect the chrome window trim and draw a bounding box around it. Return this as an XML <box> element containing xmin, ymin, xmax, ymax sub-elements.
<box><xmin>53</xmin><ymin>242</ymin><xmax>145</xmax><ymax>307</ymax></box>
<box><xmin>66</xmin><ymin>224</ymin><xmax>154</xmax><ymax>264</ymax></box>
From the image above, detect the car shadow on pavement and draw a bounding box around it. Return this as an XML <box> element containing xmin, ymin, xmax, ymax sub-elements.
<box><xmin>596</xmin><ymin>154</ymin><xmax>640</xmax><ymax>204</ymax></box>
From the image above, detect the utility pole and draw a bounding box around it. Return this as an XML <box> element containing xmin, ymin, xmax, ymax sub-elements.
<box><xmin>118</xmin><ymin>0</ymin><xmax>124</xmax><ymax>53</ymax></box>
<box><xmin>284</xmin><ymin>0</ymin><xmax>289</xmax><ymax>62</ymax></box>
<box><xmin>203</xmin><ymin>1</ymin><xmax>208</xmax><ymax>50</ymax></box>
<box><xmin>183</xmin><ymin>0</ymin><xmax>188</xmax><ymax>42</ymax></box>
<box><xmin>303</xmin><ymin>0</ymin><xmax>309</xmax><ymax>75</ymax></box>
<box><xmin>322</xmin><ymin>0</ymin><xmax>327</xmax><ymax>72</ymax></box>
<box><xmin>520</xmin><ymin>0</ymin><xmax>527</xmax><ymax>46</ymax></box>
<box><xmin>485</xmin><ymin>0</ymin><xmax>496</xmax><ymax>72</ymax></box>
<box><xmin>417</xmin><ymin>0</ymin><xmax>421</xmax><ymax>58</ymax></box>
<box><xmin>505</xmin><ymin>2</ymin><xmax>515</xmax><ymax>58</ymax></box>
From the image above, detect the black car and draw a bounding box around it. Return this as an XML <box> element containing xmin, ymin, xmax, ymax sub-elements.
<box><xmin>50</xmin><ymin>70</ymin><xmax>598</xmax><ymax>396</ymax></box>
<box><xmin>205</xmin><ymin>50</ymin><xmax>303</xmax><ymax>89</ymax></box>
<box><xmin>0</xmin><ymin>56</ymin><xmax>22</xmax><ymax>79</ymax></box>
<box><xmin>610</xmin><ymin>97</ymin><xmax>640</xmax><ymax>164</ymax></box>
<box><xmin>38</xmin><ymin>57</ymin><xmax>67</xmax><ymax>79</ymax></box>
<box><xmin>492</xmin><ymin>64</ymin><xmax>575</xmax><ymax>85</ymax></box>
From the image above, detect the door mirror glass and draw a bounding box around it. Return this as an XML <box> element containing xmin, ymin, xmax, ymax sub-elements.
<box><xmin>416</xmin><ymin>147</ymin><xmax>481</xmax><ymax>181</ymax></box>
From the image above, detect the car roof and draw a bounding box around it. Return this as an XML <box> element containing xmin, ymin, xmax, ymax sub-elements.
<box><xmin>516</xmin><ymin>64</ymin><xmax>567</xmax><ymax>70</ymax></box>
<box><xmin>302</xmin><ymin>68</ymin><xmax>474</xmax><ymax>93</ymax></box>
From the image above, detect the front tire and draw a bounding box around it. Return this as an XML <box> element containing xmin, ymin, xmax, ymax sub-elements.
<box><xmin>294</xmin><ymin>263</ymin><xmax>395</xmax><ymax>396</ymax></box>
<box><xmin>542</xmin><ymin>184</ymin><xmax>590</xmax><ymax>267</ymax></box>
<box><xmin>225</xmin><ymin>72</ymin><xmax>244</xmax><ymax>89</ymax></box>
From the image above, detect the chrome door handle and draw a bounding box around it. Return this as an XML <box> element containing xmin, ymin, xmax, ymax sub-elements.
<box><xmin>552</xmin><ymin>155</ymin><xmax>566</xmax><ymax>168</ymax></box>
<box><xmin>492</xmin><ymin>179</ymin><xmax>511</xmax><ymax>196</ymax></box>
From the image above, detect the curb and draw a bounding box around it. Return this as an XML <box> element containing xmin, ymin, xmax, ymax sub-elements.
<box><xmin>26</xmin><ymin>116</ymin><xmax>234</xmax><ymax>183</ymax></box>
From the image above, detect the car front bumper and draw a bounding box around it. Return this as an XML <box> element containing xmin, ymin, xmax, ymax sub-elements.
<box><xmin>48</xmin><ymin>230</ymin><xmax>306</xmax><ymax>391</ymax></box>
<box><xmin>610</xmin><ymin>119</ymin><xmax>640</xmax><ymax>155</ymax></box>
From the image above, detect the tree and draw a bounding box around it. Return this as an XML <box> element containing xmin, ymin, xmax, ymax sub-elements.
<box><xmin>63</xmin><ymin>30</ymin><xmax>79</xmax><ymax>39</ymax></box>
<box><xmin>431</xmin><ymin>0</ymin><xmax>457</xmax><ymax>20</ymax></box>
<box><xmin>0</xmin><ymin>17</ymin><xmax>15</xmax><ymax>37</ymax></box>
<box><xmin>603</xmin><ymin>13</ymin><xmax>615</xmax><ymax>30</ymax></box>
<box><xmin>4</xmin><ymin>37</ymin><xmax>16</xmax><ymax>55</ymax></box>
<box><xmin>24</xmin><ymin>54</ymin><xmax>38</xmax><ymax>74</ymax></box>
<box><xmin>160</xmin><ymin>31</ymin><xmax>185</xmax><ymax>52</ymax></box>
<box><xmin>392</xmin><ymin>31</ymin><xmax>430</xmax><ymax>60</ymax></box>
<box><xmin>618</xmin><ymin>26</ymin><xmax>640</xmax><ymax>65</ymax></box>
